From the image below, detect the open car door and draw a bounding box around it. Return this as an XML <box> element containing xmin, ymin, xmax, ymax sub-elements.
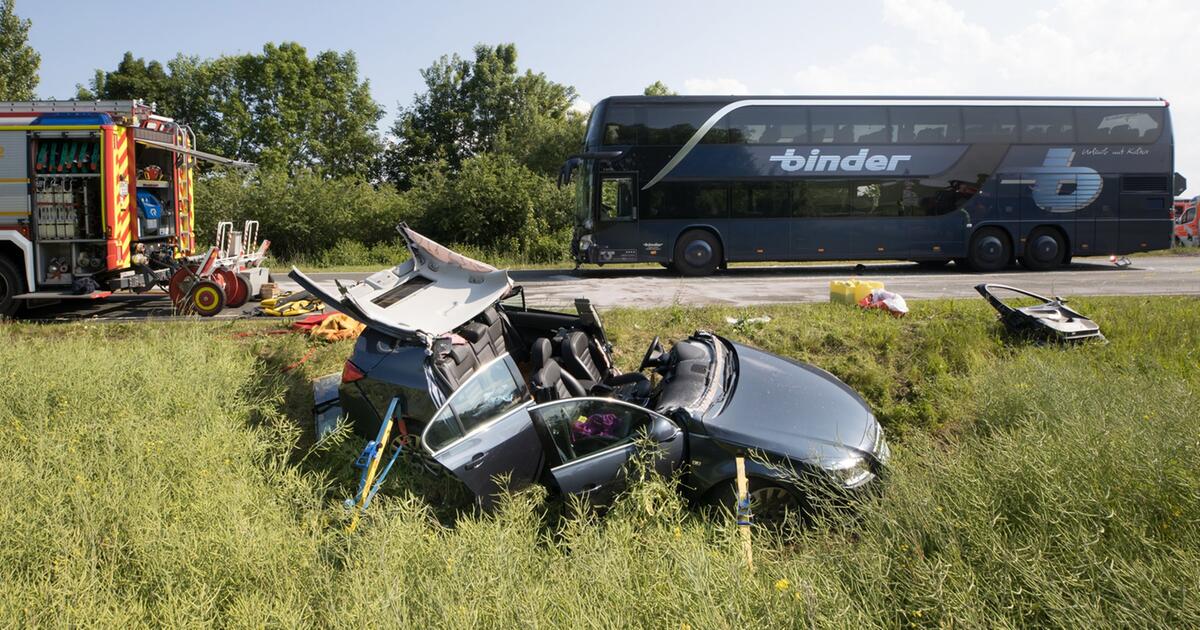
<box><xmin>289</xmin><ymin>224</ymin><xmax>514</xmax><ymax>343</ymax></box>
<box><xmin>529</xmin><ymin>398</ymin><xmax>684</xmax><ymax>507</ymax></box>
<box><xmin>422</xmin><ymin>355</ymin><xmax>544</xmax><ymax>508</ymax></box>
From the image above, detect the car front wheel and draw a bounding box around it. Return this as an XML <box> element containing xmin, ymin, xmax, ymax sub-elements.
<box><xmin>703</xmin><ymin>478</ymin><xmax>805</xmax><ymax>524</ymax></box>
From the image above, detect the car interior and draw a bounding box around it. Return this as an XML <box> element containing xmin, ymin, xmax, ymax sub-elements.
<box><xmin>426</xmin><ymin>300</ymin><xmax>702</xmax><ymax>418</ymax></box>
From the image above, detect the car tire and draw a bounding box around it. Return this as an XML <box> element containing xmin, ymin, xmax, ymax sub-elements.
<box><xmin>967</xmin><ymin>227</ymin><xmax>1012</xmax><ymax>272</ymax></box>
<box><xmin>0</xmin><ymin>256</ymin><xmax>24</xmax><ymax>319</ymax></box>
<box><xmin>702</xmin><ymin>478</ymin><xmax>805</xmax><ymax>524</ymax></box>
<box><xmin>673</xmin><ymin>230</ymin><xmax>723</xmax><ymax>277</ymax></box>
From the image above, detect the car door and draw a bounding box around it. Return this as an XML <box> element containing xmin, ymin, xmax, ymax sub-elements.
<box><xmin>424</xmin><ymin>355</ymin><xmax>544</xmax><ymax>508</ymax></box>
<box><xmin>529</xmin><ymin>398</ymin><xmax>684</xmax><ymax>506</ymax></box>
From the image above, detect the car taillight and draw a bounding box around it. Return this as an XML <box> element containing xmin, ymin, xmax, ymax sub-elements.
<box><xmin>342</xmin><ymin>360</ymin><xmax>365</xmax><ymax>383</ymax></box>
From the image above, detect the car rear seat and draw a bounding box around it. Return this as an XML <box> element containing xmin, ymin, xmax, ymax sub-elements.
<box><xmin>432</xmin><ymin>307</ymin><xmax>516</xmax><ymax>392</ymax></box>
<box><xmin>434</xmin><ymin>342</ymin><xmax>479</xmax><ymax>390</ymax></box>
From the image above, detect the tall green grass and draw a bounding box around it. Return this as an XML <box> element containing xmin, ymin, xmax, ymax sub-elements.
<box><xmin>1</xmin><ymin>297</ymin><xmax>1198</xmax><ymax>627</ymax></box>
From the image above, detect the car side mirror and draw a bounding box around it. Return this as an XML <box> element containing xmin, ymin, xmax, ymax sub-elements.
<box><xmin>649</xmin><ymin>415</ymin><xmax>680</xmax><ymax>443</ymax></box>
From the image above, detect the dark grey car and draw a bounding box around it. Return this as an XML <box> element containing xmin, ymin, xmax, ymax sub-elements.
<box><xmin>295</xmin><ymin>226</ymin><xmax>888</xmax><ymax>513</ymax></box>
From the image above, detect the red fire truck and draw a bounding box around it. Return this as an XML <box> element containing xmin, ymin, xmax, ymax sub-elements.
<box><xmin>0</xmin><ymin>100</ymin><xmax>256</xmax><ymax>317</ymax></box>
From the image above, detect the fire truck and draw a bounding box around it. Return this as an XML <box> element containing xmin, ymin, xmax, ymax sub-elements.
<box><xmin>0</xmin><ymin>100</ymin><xmax>260</xmax><ymax>317</ymax></box>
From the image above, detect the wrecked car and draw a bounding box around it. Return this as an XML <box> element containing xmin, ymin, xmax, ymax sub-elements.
<box><xmin>292</xmin><ymin>226</ymin><xmax>889</xmax><ymax>514</ymax></box>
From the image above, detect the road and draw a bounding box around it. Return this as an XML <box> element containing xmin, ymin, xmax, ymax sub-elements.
<box><xmin>19</xmin><ymin>255</ymin><xmax>1197</xmax><ymax>321</ymax></box>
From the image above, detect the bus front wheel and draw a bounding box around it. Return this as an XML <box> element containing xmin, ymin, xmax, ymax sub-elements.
<box><xmin>967</xmin><ymin>228</ymin><xmax>1012</xmax><ymax>272</ymax></box>
<box><xmin>1020</xmin><ymin>227</ymin><xmax>1066</xmax><ymax>271</ymax></box>
<box><xmin>673</xmin><ymin>230</ymin><xmax>723</xmax><ymax>276</ymax></box>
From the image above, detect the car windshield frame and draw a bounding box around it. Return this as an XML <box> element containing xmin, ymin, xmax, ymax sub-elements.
<box><xmin>422</xmin><ymin>354</ymin><xmax>530</xmax><ymax>454</ymax></box>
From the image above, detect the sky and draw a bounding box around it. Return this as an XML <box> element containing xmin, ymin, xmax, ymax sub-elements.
<box><xmin>20</xmin><ymin>0</ymin><xmax>1200</xmax><ymax>194</ymax></box>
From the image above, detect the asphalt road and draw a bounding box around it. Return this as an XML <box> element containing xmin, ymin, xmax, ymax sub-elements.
<box><xmin>16</xmin><ymin>255</ymin><xmax>1200</xmax><ymax>321</ymax></box>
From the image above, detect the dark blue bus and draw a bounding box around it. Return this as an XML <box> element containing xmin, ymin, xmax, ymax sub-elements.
<box><xmin>560</xmin><ymin>96</ymin><xmax>1185</xmax><ymax>275</ymax></box>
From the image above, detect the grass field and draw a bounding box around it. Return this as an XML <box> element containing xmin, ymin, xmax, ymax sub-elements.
<box><xmin>2</xmin><ymin>296</ymin><xmax>1198</xmax><ymax>627</ymax></box>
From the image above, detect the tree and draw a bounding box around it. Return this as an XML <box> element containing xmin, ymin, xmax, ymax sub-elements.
<box><xmin>0</xmin><ymin>0</ymin><xmax>39</xmax><ymax>100</ymax></box>
<box><xmin>385</xmin><ymin>43</ymin><xmax>583</xmax><ymax>187</ymax></box>
<box><xmin>643</xmin><ymin>80</ymin><xmax>676</xmax><ymax>96</ymax></box>
<box><xmin>76</xmin><ymin>53</ymin><xmax>173</xmax><ymax>107</ymax></box>
<box><xmin>80</xmin><ymin>44</ymin><xmax>384</xmax><ymax>178</ymax></box>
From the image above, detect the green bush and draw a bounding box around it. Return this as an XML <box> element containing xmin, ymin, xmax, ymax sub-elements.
<box><xmin>404</xmin><ymin>153</ymin><xmax>573</xmax><ymax>262</ymax></box>
<box><xmin>195</xmin><ymin>169</ymin><xmax>412</xmax><ymax>259</ymax></box>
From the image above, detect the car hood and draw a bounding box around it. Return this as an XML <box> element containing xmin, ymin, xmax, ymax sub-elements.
<box><xmin>289</xmin><ymin>224</ymin><xmax>512</xmax><ymax>342</ymax></box>
<box><xmin>705</xmin><ymin>342</ymin><xmax>880</xmax><ymax>464</ymax></box>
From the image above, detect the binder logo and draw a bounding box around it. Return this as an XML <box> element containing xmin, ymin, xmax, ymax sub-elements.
<box><xmin>1027</xmin><ymin>148</ymin><xmax>1103</xmax><ymax>213</ymax></box>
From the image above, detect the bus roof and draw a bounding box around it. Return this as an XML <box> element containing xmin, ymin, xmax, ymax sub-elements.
<box><xmin>600</xmin><ymin>95</ymin><xmax>1167</xmax><ymax>107</ymax></box>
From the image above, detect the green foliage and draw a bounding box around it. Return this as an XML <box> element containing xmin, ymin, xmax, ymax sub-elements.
<box><xmin>82</xmin><ymin>44</ymin><xmax>384</xmax><ymax>178</ymax></box>
<box><xmin>194</xmin><ymin>169</ymin><xmax>409</xmax><ymax>258</ymax></box>
<box><xmin>0</xmin><ymin>0</ymin><xmax>39</xmax><ymax>100</ymax></box>
<box><xmin>643</xmin><ymin>80</ymin><xmax>677</xmax><ymax>96</ymax></box>
<box><xmin>402</xmin><ymin>153</ymin><xmax>574</xmax><ymax>262</ymax></box>
<box><xmin>1</xmin><ymin>297</ymin><xmax>1198</xmax><ymax>627</ymax></box>
<box><xmin>385</xmin><ymin>43</ymin><xmax>583</xmax><ymax>185</ymax></box>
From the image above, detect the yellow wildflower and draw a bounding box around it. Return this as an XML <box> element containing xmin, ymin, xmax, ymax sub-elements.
<box><xmin>774</xmin><ymin>578</ymin><xmax>790</xmax><ymax>592</ymax></box>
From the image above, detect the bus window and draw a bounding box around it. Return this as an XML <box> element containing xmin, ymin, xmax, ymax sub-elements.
<box><xmin>643</xmin><ymin>183</ymin><xmax>728</xmax><ymax>219</ymax></box>
<box><xmin>732</xmin><ymin>182</ymin><xmax>790</xmax><ymax>217</ymax></box>
<box><xmin>1076</xmin><ymin>107</ymin><xmax>1162</xmax><ymax>143</ymax></box>
<box><xmin>890</xmin><ymin>107</ymin><xmax>961</xmax><ymax>143</ymax></box>
<box><xmin>727</xmin><ymin>106</ymin><xmax>808</xmax><ymax>144</ymax></box>
<box><xmin>803</xmin><ymin>181</ymin><xmax>851</xmax><ymax>215</ymax></box>
<box><xmin>600</xmin><ymin>176</ymin><xmax>636</xmax><ymax>221</ymax></box>
<box><xmin>603</xmin><ymin>104</ymin><xmax>640</xmax><ymax>145</ymax></box>
<box><xmin>962</xmin><ymin>107</ymin><xmax>1017</xmax><ymax>142</ymax></box>
<box><xmin>643</xmin><ymin>105</ymin><xmax>714</xmax><ymax>145</ymax></box>
<box><xmin>1021</xmin><ymin>107</ymin><xmax>1075</xmax><ymax>142</ymax></box>
<box><xmin>811</xmin><ymin>107</ymin><xmax>889</xmax><ymax>144</ymax></box>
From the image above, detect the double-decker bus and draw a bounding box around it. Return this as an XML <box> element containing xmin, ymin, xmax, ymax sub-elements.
<box><xmin>560</xmin><ymin>96</ymin><xmax>1185</xmax><ymax>275</ymax></box>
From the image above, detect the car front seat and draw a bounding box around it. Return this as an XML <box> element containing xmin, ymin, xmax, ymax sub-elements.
<box><xmin>531</xmin><ymin>338</ymin><xmax>586</xmax><ymax>403</ymax></box>
<box><xmin>560</xmin><ymin>330</ymin><xmax>649</xmax><ymax>394</ymax></box>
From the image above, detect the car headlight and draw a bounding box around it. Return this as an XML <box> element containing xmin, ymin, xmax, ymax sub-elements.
<box><xmin>828</xmin><ymin>456</ymin><xmax>875</xmax><ymax>488</ymax></box>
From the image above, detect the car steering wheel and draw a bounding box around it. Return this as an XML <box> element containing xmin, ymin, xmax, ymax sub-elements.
<box><xmin>639</xmin><ymin>336</ymin><xmax>666</xmax><ymax>371</ymax></box>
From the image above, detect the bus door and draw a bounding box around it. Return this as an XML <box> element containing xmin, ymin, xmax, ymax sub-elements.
<box><xmin>592</xmin><ymin>172</ymin><xmax>640</xmax><ymax>264</ymax></box>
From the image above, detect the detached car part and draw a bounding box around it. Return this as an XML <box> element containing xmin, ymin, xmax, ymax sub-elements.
<box><xmin>975</xmin><ymin>283</ymin><xmax>1104</xmax><ymax>342</ymax></box>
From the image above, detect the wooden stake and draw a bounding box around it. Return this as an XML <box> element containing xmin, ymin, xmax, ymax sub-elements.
<box><xmin>735</xmin><ymin>456</ymin><xmax>753</xmax><ymax>571</ymax></box>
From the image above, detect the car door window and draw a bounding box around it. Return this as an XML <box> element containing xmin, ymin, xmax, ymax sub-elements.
<box><xmin>531</xmin><ymin>398</ymin><xmax>655</xmax><ymax>463</ymax></box>
<box><xmin>423</xmin><ymin>355</ymin><xmax>528</xmax><ymax>453</ymax></box>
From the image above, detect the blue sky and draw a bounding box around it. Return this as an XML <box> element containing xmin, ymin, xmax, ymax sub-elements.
<box><xmin>21</xmin><ymin>0</ymin><xmax>1199</xmax><ymax>193</ymax></box>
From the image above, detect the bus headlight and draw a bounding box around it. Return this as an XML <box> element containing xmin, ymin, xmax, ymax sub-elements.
<box><xmin>579</xmin><ymin>234</ymin><xmax>593</xmax><ymax>251</ymax></box>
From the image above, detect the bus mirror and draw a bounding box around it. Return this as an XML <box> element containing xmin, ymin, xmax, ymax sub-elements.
<box><xmin>557</xmin><ymin>158</ymin><xmax>580</xmax><ymax>188</ymax></box>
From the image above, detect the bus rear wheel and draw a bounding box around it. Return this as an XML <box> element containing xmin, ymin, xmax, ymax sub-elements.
<box><xmin>0</xmin><ymin>256</ymin><xmax>24</xmax><ymax>319</ymax></box>
<box><xmin>1020</xmin><ymin>227</ymin><xmax>1066</xmax><ymax>271</ymax></box>
<box><xmin>967</xmin><ymin>228</ymin><xmax>1012</xmax><ymax>272</ymax></box>
<box><xmin>673</xmin><ymin>230</ymin><xmax>723</xmax><ymax>276</ymax></box>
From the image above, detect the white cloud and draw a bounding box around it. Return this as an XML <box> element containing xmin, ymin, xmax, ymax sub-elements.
<box><xmin>682</xmin><ymin>78</ymin><xmax>750</xmax><ymax>95</ymax></box>
<box><xmin>786</xmin><ymin>0</ymin><xmax>1200</xmax><ymax>193</ymax></box>
<box><xmin>569</xmin><ymin>98</ymin><xmax>592</xmax><ymax>115</ymax></box>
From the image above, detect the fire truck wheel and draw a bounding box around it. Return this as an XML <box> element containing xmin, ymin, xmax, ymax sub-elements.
<box><xmin>168</xmin><ymin>266</ymin><xmax>199</xmax><ymax>306</ymax></box>
<box><xmin>0</xmin><ymin>256</ymin><xmax>25</xmax><ymax>319</ymax></box>
<box><xmin>189</xmin><ymin>280</ymin><xmax>226</xmax><ymax>317</ymax></box>
<box><xmin>225</xmin><ymin>275</ymin><xmax>249</xmax><ymax>308</ymax></box>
